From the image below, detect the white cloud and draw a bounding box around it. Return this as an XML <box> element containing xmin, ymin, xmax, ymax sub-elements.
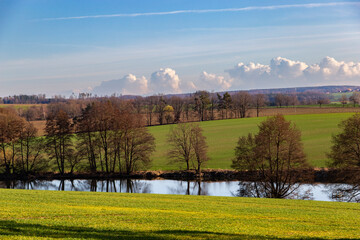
<box><xmin>91</xmin><ymin>57</ymin><xmax>360</xmax><ymax>96</ymax></box>
<box><xmin>270</xmin><ymin>57</ymin><xmax>308</xmax><ymax>79</ymax></box>
<box><xmin>194</xmin><ymin>71</ymin><xmax>232</xmax><ymax>91</ymax></box>
<box><xmin>93</xmin><ymin>74</ymin><xmax>148</xmax><ymax>95</ymax></box>
<box><xmin>226</xmin><ymin>56</ymin><xmax>360</xmax><ymax>89</ymax></box>
<box><xmin>305</xmin><ymin>56</ymin><xmax>360</xmax><ymax>79</ymax></box>
<box><xmin>150</xmin><ymin>68</ymin><xmax>181</xmax><ymax>94</ymax></box>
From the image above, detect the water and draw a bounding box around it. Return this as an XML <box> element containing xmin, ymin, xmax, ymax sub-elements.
<box><xmin>1</xmin><ymin>179</ymin><xmax>358</xmax><ymax>202</ymax></box>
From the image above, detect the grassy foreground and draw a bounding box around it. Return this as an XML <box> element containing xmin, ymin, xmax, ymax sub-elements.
<box><xmin>149</xmin><ymin>113</ymin><xmax>356</xmax><ymax>170</ymax></box>
<box><xmin>0</xmin><ymin>189</ymin><xmax>359</xmax><ymax>239</ymax></box>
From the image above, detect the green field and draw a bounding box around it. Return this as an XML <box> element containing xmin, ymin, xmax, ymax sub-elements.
<box><xmin>149</xmin><ymin>113</ymin><xmax>356</xmax><ymax>170</ymax></box>
<box><xmin>0</xmin><ymin>189</ymin><xmax>359</xmax><ymax>239</ymax></box>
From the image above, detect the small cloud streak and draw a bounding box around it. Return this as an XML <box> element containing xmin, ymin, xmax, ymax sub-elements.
<box><xmin>38</xmin><ymin>2</ymin><xmax>360</xmax><ymax>21</ymax></box>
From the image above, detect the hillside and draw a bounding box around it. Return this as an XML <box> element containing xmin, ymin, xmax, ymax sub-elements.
<box><xmin>149</xmin><ymin>112</ymin><xmax>356</xmax><ymax>170</ymax></box>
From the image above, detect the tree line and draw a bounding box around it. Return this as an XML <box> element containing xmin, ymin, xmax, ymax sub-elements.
<box><xmin>1</xmin><ymin>95</ymin><xmax>360</xmax><ymax>179</ymax></box>
<box><xmin>8</xmin><ymin>90</ymin><xmax>360</xmax><ymax>123</ymax></box>
<box><xmin>0</xmin><ymin>100</ymin><xmax>155</xmax><ymax>175</ymax></box>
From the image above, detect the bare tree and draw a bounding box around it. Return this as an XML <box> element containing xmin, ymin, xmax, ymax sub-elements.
<box><xmin>17</xmin><ymin>122</ymin><xmax>47</xmax><ymax>174</ymax></box>
<box><xmin>145</xmin><ymin>96</ymin><xmax>156</xmax><ymax>126</ymax></box>
<box><xmin>252</xmin><ymin>94</ymin><xmax>266</xmax><ymax>117</ymax></box>
<box><xmin>121</xmin><ymin>115</ymin><xmax>155</xmax><ymax>174</ymax></box>
<box><xmin>317</xmin><ymin>96</ymin><xmax>330</xmax><ymax>108</ymax></box>
<box><xmin>328</xmin><ymin>113</ymin><xmax>360</xmax><ymax>168</ymax></box>
<box><xmin>340</xmin><ymin>94</ymin><xmax>348</xmax><ymax>107</ymax></box>
<box><xmin>0</xmin><ymin>108</ymin><xmax>25</xmax><ymax>174</ymax></box>
<box><xmin>169</xmin><ymin>96</ymin><xmax>184</xmax><ymax>123</ymax></box>
<box><xmin>76</xmin><ymin>104</ymin><xmax>98</xmax><ymax>173</ymax></box>
<box><xmin>168</xmin><ymin>123</ymin><xmax>208</xmax><ymax>172</ymax></box>
<box><xmin>167</xmin><ymin>123</ymin><xmax>193</xmax><ymax>170</ymax></box>
<box><xmin>233</xmin><ymin>91</ymin><xmax>251</xmax><ymax>118</ymax></box>
<box><xmin>45</xmin><ymin>110</ymin><xmax>74</xmax><ymax>174</ymax></box>
<box><xmin>232</xmin><ymin>115</ymin><xmax>309</xmax><ymax>198</ymax></box>
<box><xmin>190</xmin><ymin>124</ymin><xmax>208</xmax><ymax>174</ymax></box>
<box><xmin>349</xmin><ymin>92</ymin><xmax>360</xmax><ymax>107</ymax></box>
<box><xmin>274</xmin><ymin>94</ymin><xmax>285</xmax><ymax>108</ymax></box>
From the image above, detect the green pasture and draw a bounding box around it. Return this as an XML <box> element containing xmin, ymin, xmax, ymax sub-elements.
<box><xmin>149</xmin><ymin>113</ymin><xmax>356</xmax><ymax>170</ymax></box>
<box><xmin>0</xmin><ymin>189</ymin><xmax>359</xmax><ymax>239</ymax></box>
<box><xmin>0</xmin><ymin>104</ymin><xmax>43</xmax><ymax>110</ymax></box>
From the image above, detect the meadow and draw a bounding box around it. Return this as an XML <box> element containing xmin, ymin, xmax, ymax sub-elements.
<box><xmin>149</xmin><ymin>112</ymin><xmax>357</xmax><ymax>170</ymax></box>
<box><xmin>0</xmin><ymin>189</ymin><xmax>359</xmax><ymax>239</ymax></box>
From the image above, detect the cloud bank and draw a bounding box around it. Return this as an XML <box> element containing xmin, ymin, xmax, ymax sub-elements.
<box><xmin>39</xmin><ymin>2</ymin><xmax>360</xmax><ymax>21</ymax></box>
<box><xmin>92</xmin><ymin>57</ymin><xmax>360</xmax><ymax>96</ymax></box>
<box><xmin>226</xmin><ymin>56</ymin><xmax>360</xmax><ymax>89</ymax></box>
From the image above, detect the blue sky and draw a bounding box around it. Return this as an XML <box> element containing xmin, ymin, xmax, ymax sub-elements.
<box><xmin>0</xmin><ymin>0</ymin><xmax>360</xmax><ymax>96</ymax></box>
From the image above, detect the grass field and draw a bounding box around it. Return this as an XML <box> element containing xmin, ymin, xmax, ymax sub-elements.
<box><xmin>149</xmin><ymin>112</ymin><xmax>357</xmax><ymax>170</ymax></box>
<box><xmin>0</xmin><ymin>189</ymin><xmax>359</xmax><ymax>239</ymax></box>
<box><xmin>0</xmin><ymin>104</ymin><xmax>45</xmax><ymax>110</ymax></box>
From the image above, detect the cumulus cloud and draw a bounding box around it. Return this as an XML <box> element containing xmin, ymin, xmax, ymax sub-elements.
<box><xmin>150</xmin><ymin>68</ymin><xmax>181</xmax><ymax>94</ymax></box>
<box><xmin>93</xmin><ymin>74</ymin><xmax>148</xmax><ymax>95</ymax></box>
<box><xmin>190</xmin><ymin>71</ymin><xmax>232</xmax><ymax>91</ymax></box>
<box><xmin>226</xmin><ymin>56</ymin><xmax>360</xmax><ymax>89</ymax></box>
<box><xmin>92</xmin><ymin>57</ymin><xmax>360</xmax><ymax>96</ymax></box>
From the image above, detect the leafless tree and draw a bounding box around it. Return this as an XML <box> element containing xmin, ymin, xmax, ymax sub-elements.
<box><xmin>167</xmin><ymin>123</ymin><xmax>193</xmax><ymax>170</ymax></box>
<box><xmin>317</xmin><ymin>96</ymin><xmax>330</xmax><ymax>108</ymax></box>
<box><xmin>168</xmin><ymin>123</ymin><xmax>208</xmax><ymax>172</ymax></box>
<box><xmin>340</xmin><ymin>94</ymin><xmax>348</xmax><ymax>107</ymax></box>
<box><xmin>17</xmin><ymin>122</ymin><xmax>47</xmax><ymax>173</ymax></box>
<box><xmin>190</xmin><ymin>124</ymin><xmax>209</xmax><ymax>174</ymax></box>
<box><xmin>252</xmin><ymin>94</ymin><xmax>266</xmax><ymax>117</ymax></box>
<box><xmin>274</xmin><ymin>94</ymin><xmax>285</xmax><ymax>108</ymax></box>
<box><xmin>349</xmin><ymin>92</ymin><xmax>360</xmax><ymax>107</ymax></box>
<box><xmin>0</xmin><ymin>108</ymin><xmax>25</xmax><ymax>174</ymax></box>
<box><xmin>121</xmin><ymin>121</ymin><xmax>155</xmax><ymax>174</ymax></box>
<box><xmin>169</xmin><ymin>96</ymin><xmax>184</xmax><ymax>123</ymax></box>
<box><xmin>233</xmin><ymin>91</ymin><xmax>251</xmax><ymax>118</ymax></box>
<box><xmin>45</xmin><ymin>110</ymin><xmax>74</xmax><ymax>174</ymax></box>
<box><xmin>232</xmin><ymin>115</ymin><xmax>309</xmax><ymax>198</ymax></box>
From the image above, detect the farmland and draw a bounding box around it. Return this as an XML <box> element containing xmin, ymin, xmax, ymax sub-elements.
<box><xmin>2</xmin><ymin>102</ymin><xmax>359</xmax><ymax>171</ymax></box>
<box><xmin>149</xmin><ymin>112</ymin><xmax>356</xmax><ymax>170</ymax></box>
<box><xmin>0</xmin><ymin>189</ymin><xmax>359</xmax><ymax>239</ymax></box>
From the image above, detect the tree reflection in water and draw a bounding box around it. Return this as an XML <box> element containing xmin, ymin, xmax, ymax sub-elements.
<box><xmin>235</xmin><ymin>181</ymin><xmax>313</xmax><ymax>200</ymax></box>
<box><xmin>325</xmin><ymin>173</ymin><xmax>360</xmax><ymax>203</ymax></box>
<box><xmin>86</xmin><ymin>179</ymin><xmax>151</xmax><ymax>193</ymax></box>
<box><xmin>167</xmin><ymin>180</ymin><xmax>208</xmax><ymax>196</ymax></box>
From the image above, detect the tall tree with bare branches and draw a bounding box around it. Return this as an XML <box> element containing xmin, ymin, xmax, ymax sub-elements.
<box><xmin>232</xmin><ymin>115</ymin><xmax>308</xmax><ymax>198</ymax></box>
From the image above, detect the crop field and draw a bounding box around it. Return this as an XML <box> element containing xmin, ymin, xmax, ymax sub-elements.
<box><xmin>149</xmin><ymin>112</ymin><xmax>357</xmax><ymax>170</ymax></box>
<box><xmin>0</xmin><ymin>189</ymin><xmax>359</xmax><ymax>239</ymax></box>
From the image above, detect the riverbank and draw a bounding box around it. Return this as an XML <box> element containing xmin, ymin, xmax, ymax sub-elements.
<box><xmin>1</xmin><ymin>168</ymin><xmax>358</xmax><ymax>183</ymax></box>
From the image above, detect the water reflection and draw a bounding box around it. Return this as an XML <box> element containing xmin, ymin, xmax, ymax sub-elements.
<box><xmin>235</xmin><ymin>181</ymin><xmax>314</xmax><ymax>200</ymax></box>
<box><xmin>167</xmin><ymin>180</ymin><xmax>208</xmax><ymax>196</ymax></box>
<box><xmin>0</xmin><ymin>178</ymin><xmax>356</xmax><ymax>202</ymax></box>
<box><xmin>324</xmin><ymin>173</ymin><xmax>360</xmax><ymax>203</ymax></box>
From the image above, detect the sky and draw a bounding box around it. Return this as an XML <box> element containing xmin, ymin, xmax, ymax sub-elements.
<box><xmin>0</xmin><ymin>0</ymin><xmax>360</xmax><ymax>97</ymax></box>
